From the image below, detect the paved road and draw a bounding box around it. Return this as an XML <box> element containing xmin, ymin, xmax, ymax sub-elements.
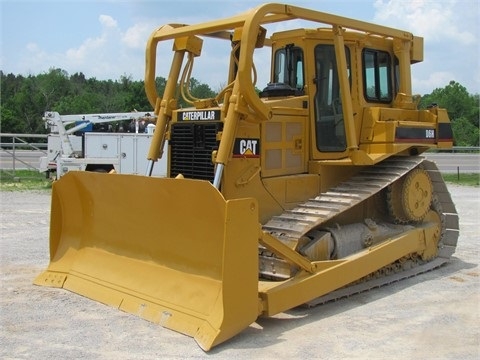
<box><xmin>425</xmin><ymin>153</ymin><xmax>480</xmax><ymax>173</ymax></box>
<box><xmin>0</xmin><ymin>150</ymin><xmax>46</xmax><ymax>171</ymax></box>
<box><xmin>1</xmin><ymin>149</ymin><xmax>478</xmax><ymax>173</ymax></box>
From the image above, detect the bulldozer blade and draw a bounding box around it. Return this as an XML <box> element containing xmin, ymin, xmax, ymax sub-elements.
<box><xmin>34</xmin><ymin>171</ymin><xmax>260</xmax><ymax>351</ymax></box>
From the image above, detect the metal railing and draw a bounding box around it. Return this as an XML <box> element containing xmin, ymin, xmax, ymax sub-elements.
<box><xmin>0</xmin><ymin>133</ymin><xmax>48</xmax><ymax>149</ymax></box>
<box><xmin>0</xmin><ymin>133</ymin><xmax>48</xmax><ymax>175</ymax></box>
<box><xmin>428</xmin><ymin>146</ymin><xmax>479</xmax><ymax>153</ymax></box>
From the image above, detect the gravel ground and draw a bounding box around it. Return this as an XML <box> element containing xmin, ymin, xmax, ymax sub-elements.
<box><xmin>1</xmin><ymin>185</ymin><xmax>479</xmax><ymax>359</ymax></box>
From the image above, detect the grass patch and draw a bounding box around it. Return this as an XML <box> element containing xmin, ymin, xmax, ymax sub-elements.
<box><xmin>0</xmin><ymin>170</ymin><xmax>52</xmax><ymax>191</ymax></box>
<box><xmin>442</xmin><ymin>173</ymin><xmax>479</xmax><ymax>187</ymax></box>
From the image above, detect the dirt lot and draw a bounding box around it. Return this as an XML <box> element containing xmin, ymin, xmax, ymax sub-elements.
<box><xmin>1</xmin><ymin>185</ymin><xmax>479</xmax><ymax>359</ymax></box>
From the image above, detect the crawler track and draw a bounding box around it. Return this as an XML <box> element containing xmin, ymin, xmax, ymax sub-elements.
<box><xmin>260</xmin><ymin>156</ymin><xmax>459</xmax><ymax>304</ymax></box>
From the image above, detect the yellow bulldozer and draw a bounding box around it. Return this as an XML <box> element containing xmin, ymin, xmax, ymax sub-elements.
<box><xmin>35</xmin><ymin>3</ymin><xmax>459</xmax><ymax>351</ymax></box>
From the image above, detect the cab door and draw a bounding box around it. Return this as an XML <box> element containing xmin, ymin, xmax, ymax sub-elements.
<box><xmin>313</xmin><ymin>44</ymin><xmax>350</xmax><ymax>155</ymax></box>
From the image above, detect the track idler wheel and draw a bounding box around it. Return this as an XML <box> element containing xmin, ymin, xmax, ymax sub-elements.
<box><xmin>388</xmin><ymin>168</ymin><xmax>433</xmax><ymax>223</ymax></box>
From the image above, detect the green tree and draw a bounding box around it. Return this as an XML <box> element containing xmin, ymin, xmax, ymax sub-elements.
<box><xmin>0</xmin><ymin>106</ymin><xmax>25</xmax><ymax>133</ymax></box>
<box><xmin>118</xmin><ymin>75</ymin><xmax>152</xmax><ymax>111</ymax></box>
<box><xmin>451</xmin><ymin>117</ymin><xmax>479</xmax><ymax>146</ymax></box>
<box><xmin>1</xmin><ymin>72</ymin><xmax>27</xmax><ymax>133</ymax></box>
<box><xmin>1</xmin><ymin>68</ymin><xmax>75</xmax><ymax>133</ymax></box>
<box><xmin>419</xmin><ymin>81</ymin><xmax>479</xmax><ymax>146</ymax></box>
<box><xmin>6</xmin><ymin>75</ymin><xmax>47</xmax><ymax>133</ymax></box>
<box><xmin>177</xmin><ymin>77</ymin><xmax>216</xmax><ymax>108</ymax></box>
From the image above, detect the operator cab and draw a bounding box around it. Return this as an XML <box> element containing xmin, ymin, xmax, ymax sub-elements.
<box><xmin>265</xmin><ymin>28</ymin><xmax>407</xmax><ymax>157</ymax></box>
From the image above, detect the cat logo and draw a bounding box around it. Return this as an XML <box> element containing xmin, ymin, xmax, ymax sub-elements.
<box><xmin>233</xmin><ymin>138</ymin><xmax>260</xmax><ymax>158</ymax></box>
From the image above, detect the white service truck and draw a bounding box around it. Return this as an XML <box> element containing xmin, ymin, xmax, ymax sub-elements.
<box><xmin>39</xmin><ymin>111</ymin><xmax>167</xmax><ymax>179</ymax></box>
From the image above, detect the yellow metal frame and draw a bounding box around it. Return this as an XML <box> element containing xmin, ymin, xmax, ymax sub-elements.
<box><xmin>143</xmin><ymin>3</ymin><xmax>421</xmax><ymax>168</ymax></box>
<box><xmin>258</xmin><ymin>221</ymin><xmax>439</xmax><ymax>315</ymax></box>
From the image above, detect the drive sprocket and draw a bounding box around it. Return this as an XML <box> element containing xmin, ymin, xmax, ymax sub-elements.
<box><xmin>387</xmin><ymin>167</ymin><xmax>433</xmax><ymax>223</ymax></box>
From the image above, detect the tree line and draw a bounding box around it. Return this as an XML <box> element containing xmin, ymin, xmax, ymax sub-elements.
<box><xmin>1</xmin><ymin>69</ymin><xmax>478</xmax><ymax>146</ymax></box>
<box><xmin>0</xmin><ymin>68</ymin><xmax>216</xmax><ymax>135</ymax></box>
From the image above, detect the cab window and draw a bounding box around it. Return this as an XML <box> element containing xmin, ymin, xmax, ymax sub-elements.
<box><xmin>363</xmin><ymin>49</ymin><xmax>392</xmax><ymax>102</ymax></box>
<box><xmin>273</xmin><ymin>44</ymin><xmax>304</xmax><ymax>91</ymax></box>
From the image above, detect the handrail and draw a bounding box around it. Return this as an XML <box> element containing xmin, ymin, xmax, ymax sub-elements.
<box><xmin>0</xmin><ymin>133</ymin><xmax>49</xmax><ymax>138</ymax></box>
<box><xmin>428</xmin><ymin>147</ymin><xmax>479</xmax><ymax>153</ymax></box>
<box><xmin>0</xmin><ymin>133</ymin><xmax>48</xmax><ymax>150</ymax></box>
<box><xmin>0</xmin><ymin>133</ymin><xmax>48</xmax><ymax>173</ymax></box>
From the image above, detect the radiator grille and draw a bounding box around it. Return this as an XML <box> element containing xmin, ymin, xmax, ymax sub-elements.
<box><xmin>170</xmin><ymin>122</ymin><xmax>222</xmax><ymax>181</ymax></box>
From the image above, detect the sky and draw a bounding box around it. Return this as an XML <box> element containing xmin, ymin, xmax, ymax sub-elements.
<box><xmin>1</xmin><ymin>0</ymin><xmax>479</xmax><ymax>96</ymax></box>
